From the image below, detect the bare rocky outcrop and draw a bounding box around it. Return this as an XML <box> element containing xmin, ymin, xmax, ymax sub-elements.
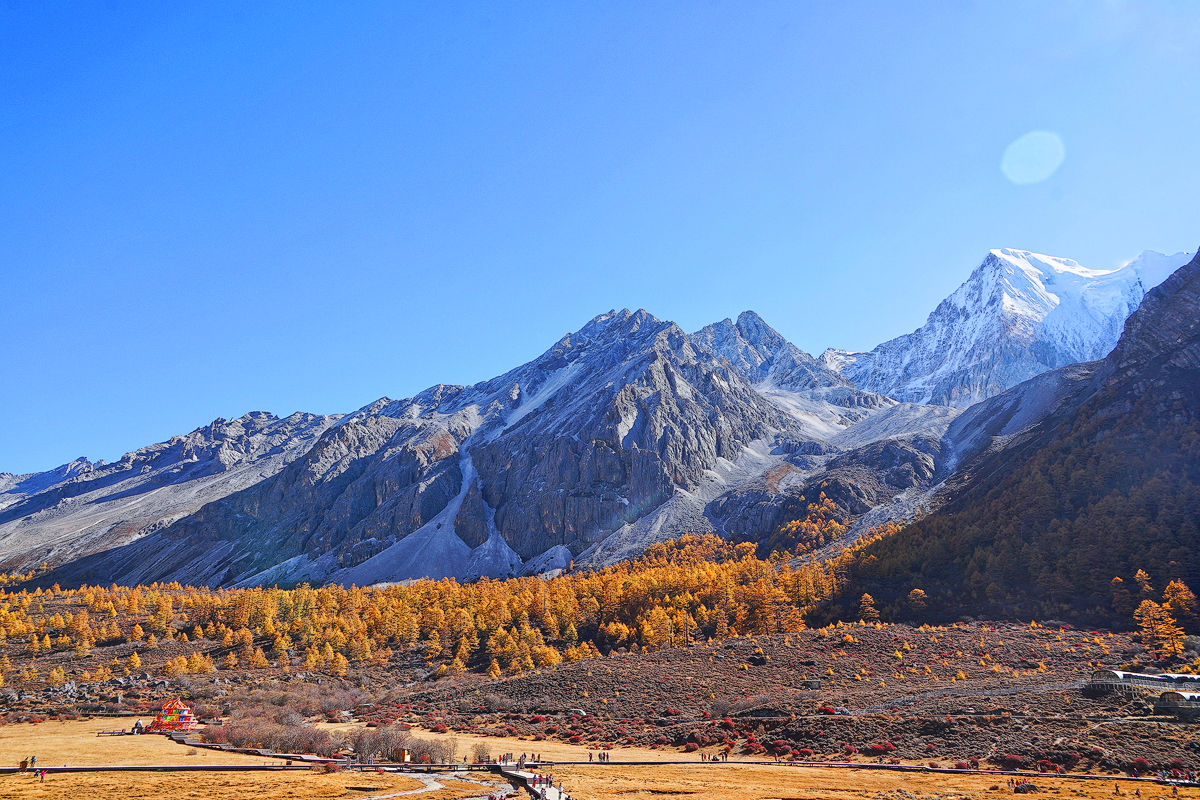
<box><xmin>0</xmin><ymin>411</ymin><xmax>339</xmax><ymax>572</ymax></box>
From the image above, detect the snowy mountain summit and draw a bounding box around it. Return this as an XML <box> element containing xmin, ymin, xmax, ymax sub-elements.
<box><xmin>822</xmin><ymin>248</ymin><xmax>1192</xmax><ymax>406</ymax></box>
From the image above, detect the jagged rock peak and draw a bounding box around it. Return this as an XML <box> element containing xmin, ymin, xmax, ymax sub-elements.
<box><xmin>818</xmin><ymin>348</ymin><xmax>860</xmax><ymax>373</ymax></box>
<box><xmin>691</xmin><ymin>310</ymin><xmax>846</xmax><ymax>391</ymax></box>
<box><xmin>574</xmin><ymin>308</ymin><xmax>664</xmax><ymax>341</ymax></box>
<box><xmin>6</xmin><ymin>457</ymin><xmax>99</xmax><ymax>486</ymax></box>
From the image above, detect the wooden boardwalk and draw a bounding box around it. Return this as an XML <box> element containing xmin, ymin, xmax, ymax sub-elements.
<box><xmin>495</xmin><ymin>764</ymin><xmax>569</xmax><ymax>799</ymax></box>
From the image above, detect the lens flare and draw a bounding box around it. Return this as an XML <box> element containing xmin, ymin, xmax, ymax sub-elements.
<box><xmin>1001</xmin><ymin>131</ymin><xmax>1066</xmax><ymax>185</ymax></box>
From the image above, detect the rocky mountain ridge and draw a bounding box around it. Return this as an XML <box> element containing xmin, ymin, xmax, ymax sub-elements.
<box><xmin>29</xmin><ymin>308</ymin><xmax>954</xmax><ymax>588</ymax></box>
<box><xmin>0</xmin><ymin>412</ymin><xmax>339</xmax><ymax>573</ymax></box>
<box><xmin>8</xmin><ymin>245</ymin><xmax>1193</xmax><ymax>589</ymax></box>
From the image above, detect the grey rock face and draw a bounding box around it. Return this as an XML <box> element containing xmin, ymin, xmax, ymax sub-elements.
<box><xmin>705</xmin><ymin>434</ymin><xmax>942</xmax><ymax>547</ymax></box>
<box><xmin>691</xmin><ymin>310</ymin><xmax>849</xmax><ymax>391</ymax></box>
<box><xmin>42</xmin><ymin>311</ymin><xmax>807</xmax><ymax>586</ymax></box>
<box><xmin>0</xmin><ymin>411</ymin><xmax>339</xmax><ymax>572</ymax></box>
<box><xmin>0</xmin><ymin>458</ymin><xmax>99</xmax><ymax>505</ymax></box>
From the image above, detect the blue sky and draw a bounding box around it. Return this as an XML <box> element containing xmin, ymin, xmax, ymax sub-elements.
<box><xmin>2</xmin><ymin>1</ymin><xmax>1199</xmax><ymax>474</ymax></box>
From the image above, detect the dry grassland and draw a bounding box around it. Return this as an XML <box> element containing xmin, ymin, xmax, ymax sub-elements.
<box><xmin>0</xmin><ymin>770</ymin><xmax>427</xmax><ymax>800</ymax></box>
<box><xmin>550</xmin><ymin>764</ymin><xmax>1200</xmax><ymax>800</ymax></box>
<box><xmin>0</xmin><ymin>716</ymin><xmax>273</xmax><ymax>767</ymax></box>
<box><xmin>402</xmin><ymin>725</ymin><xmax>685</xmax><ymax>763</ymax></box>
<box><xmin>0</xmin><ymin>719</ymin><xmax>504</xmax><ymax>800</ymax></box>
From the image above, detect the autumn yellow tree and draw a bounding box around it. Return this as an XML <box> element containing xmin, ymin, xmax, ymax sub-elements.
<box><xmin>1163</xmin><ymin>580</ymin><xmax>1197</xmax><ymax>631</ymax></box>
<box><xmin>906</xmin><ymin>588</ymin><xmax>928</xmax><ymax>616</ymax></box>
<box><xmin>248</xmin><ymin>647</ymin><xmax>270</xmax><ymax>669</ymax></box>
<box><xmin>859</xmin><ymin>593</ymin><xmax>880</xmax><ymax>622</ymax></box>
<box><xmin>1134</xmin><ymin>599</ymin><xmax>1184</xmax><ymax>658</ymax></box>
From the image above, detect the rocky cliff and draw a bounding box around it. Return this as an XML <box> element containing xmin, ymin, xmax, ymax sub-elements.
<box><xmin>14</xmin><ymin>245</ymin><xmax>1195</xmax><ymax>590</ymax></box>
<box><xmin>0</xmin><ymin>411</ymin><xmax>339</xmax><ymax>572</ymax></box>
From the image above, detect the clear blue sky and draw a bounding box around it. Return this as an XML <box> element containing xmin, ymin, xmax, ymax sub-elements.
<box><xmin>2</xmin><ymin>2</ymin><xmax>1199</xmax><ymax>474</ymax></box>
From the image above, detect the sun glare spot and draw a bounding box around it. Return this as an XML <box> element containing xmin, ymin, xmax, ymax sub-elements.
<box><xmin>1001</xmin><ymin>130</ymin><xmax>1066</xmax><ymax>185</ymax></box>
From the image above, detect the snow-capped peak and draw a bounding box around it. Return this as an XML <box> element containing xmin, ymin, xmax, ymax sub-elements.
<box><xmin>1121</xmin><ymin>249</ymin><xmax>1195</xmax><ymax>291</ymax></box>
<box><xmin>827</xmin><ymin>247</ymin><xmax>1193</xmax><ymax>407</ymax></box>
<box><xmin>989</xmin><ymin>248</ymin><xmax>1110</xmax><ymax>279</ymax></box>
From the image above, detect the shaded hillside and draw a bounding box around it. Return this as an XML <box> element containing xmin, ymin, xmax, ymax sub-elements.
<box><xmin>837</xmin><ymin>250</ymin><xmax>1200</xmax><ymax>625</ymax></box>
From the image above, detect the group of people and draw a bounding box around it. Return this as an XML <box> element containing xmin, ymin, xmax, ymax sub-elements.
<box><xmin>17</xmin><ymin>755</ymin><xmax>47</xmax><ymax>782</ymax></box>
<box><xmin>498</xmin><ymin>751</ymin><xmax>544</xmax><ymax>766</ymax></box>
<box><xmin>587</xmin><ymin>750</ymin><xmax>612</xmax><ymax>762</ymax></box>
<box><xmin>531</xmin><ymin>772</ymin><xmax>568</xmax><ymax>799</ymax></box>
<box><xmin>1157</xmin><ymin>769</ymin><xmax>1198</xmax><ymax>785</ymax></box>
<box><xmin>699</xmin><ymin>751</ymin><xmax>728</xmax><ymax>762</ymax></box>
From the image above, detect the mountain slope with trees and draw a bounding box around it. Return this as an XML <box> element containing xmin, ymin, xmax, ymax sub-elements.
<box><xmin>836</xmin><ymin>250</ymin><xmax>1200</xmax><ymax>625</ymax></box>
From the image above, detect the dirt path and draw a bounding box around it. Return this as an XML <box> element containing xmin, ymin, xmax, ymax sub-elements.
<box><xmin>360</xmin><ymin>774</ymin><xmax>446</xmax><ymax>798</ymax></box>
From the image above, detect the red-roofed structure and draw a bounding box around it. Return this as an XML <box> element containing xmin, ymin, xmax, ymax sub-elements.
<box><xmin>146</xmin><ymin>699</ymin><xmax>197</xmax><ymax>732</ymax></box>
